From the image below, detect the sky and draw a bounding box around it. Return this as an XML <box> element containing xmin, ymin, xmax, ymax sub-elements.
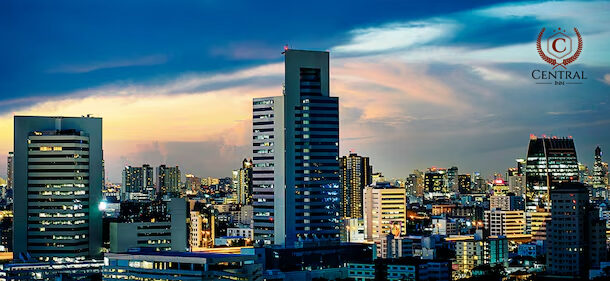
<box><xmin>1</xmin><ymin>0</ymin><xmax>609</xmax><ymax>182</ymax></box>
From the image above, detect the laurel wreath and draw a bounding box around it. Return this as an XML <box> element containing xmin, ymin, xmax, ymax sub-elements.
<box><xmin>536</xmin><ymin>27</ymin><xmax>583</xmax><ymax>67</ymax></box>
<box><xmin>562</xmin><ymin>28</ymin><xmax>582</xmax><ymax>66</ymax></box>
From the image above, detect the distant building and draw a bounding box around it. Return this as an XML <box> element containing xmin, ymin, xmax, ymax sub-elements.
<box><xmin>122</xmin><ymin>164</ymin><xmax>155</xmax><ymax>200</ymax></box>
<box><xmin>110</xmin><ymin>198</ymin><xmax>187</xmax><ymax>253</ymax></box>
<box><xmin>484</xmin><ymin>210</ymin><xmax>526</xmax><ymax>236</ymax></box>
<box><xmin>593</xmin><ymin>146</ymin><xmax>608</xmax><ymax>187</ymax></box>
<box><xmin>227</xmin><ymin>226</ymin><xmax>253</xmax><ymax>240</ymax></box>
<box><xmin>233</xmin><ymin>159</ymin><xmax>252</xmax><ymax>205</ymax></box>
<box><xmin>458</xmin><ymin>174</ymin><xmax>472</xmax><ymax>194</ymax></box>
<box><xmin>364</xmin><ymin>183</ymin><xmax>407</xmax><ymax>240</ymax></box>
<box><xmin>455</xmin><ymin>236</ymin><xmax>508</xmax><ymax>277</ymax></box>
<box><xmin>489</xmin><ymin>195</ymin><xmax>524</xmax><ymax>211</ymax></box>
<box><xmin>184</xmin><ymin>174</ymin><xmax>201</xmax><ymax>192</ymax></box>
<box><xmin>431</xmin><ymin>217</ymin><xmax>457</xmax><ymax>236</ymax></box>
<box><xmin>190</xmin><ymin>209</ymin><xmax>215</xmax><ymax>250</ymax></box>
<box><xmin>424</xmin><ymin>168</ymin><xmax>447</xmax><ymax>193</ymax></box>
<box><xmin>157</xmin><ymin>165</ymin><xmax>181</xmax><ymax>196</ymax></box>
<box><xmin>375</xmin><ymin>235</ymin><xmax>437</xmax><ymax>260</ymax></box>
<box><xmin>13</xmin><ymin>116</ymin><xmax>103</xmax><ymax>262</ymax></box>
<box><xmin>546</xmin><ymin>182</ymin><xmax>606</xmax><ymax>278</ymax></box>
<box><xmin>341</xmin><ymin>218</ymin><xmax>365</xmax><ymax>243</ymax></box>
<box><xmin>447</xmin><ymin>166</ymin><xmax>458</xmax><ymax>193</ymax></box>
<box><xmin>5</xmin><ymin>152</ymin><xmax>13</xmax><ymax>203</ymax></box>
<box><xmin>407</xmin><ymin>170</ymin><xmax>424</xmax><ymax>197</ymax></box>
<box><xmin>525</xmin><ymin>135</ymin><xmax>579</xmax><ymax>210</ymax></box>
<box><xmin>340</xmin><ymin>152</ymin><xmax>372</xmax><ymax>219</ymax></box>
<box><xmin>0</xmin><ymin>211</ymin><xmax>12</xmax><ymax>251</ymax></box>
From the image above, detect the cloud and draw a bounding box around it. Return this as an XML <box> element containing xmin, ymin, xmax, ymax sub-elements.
<box><xmin>333</xmin><ymin>20</ymin><xmax>456</xmax><ymax>54</ymax></box>
<box><xmin>547</xmin><ymin>110</ymin><xmax>594</xmax><ymax>116</ymax></box>
<box><xmin>49</xmin><ymin>54</ymin><xmax>169</xmax><ymax>74</ymax></box>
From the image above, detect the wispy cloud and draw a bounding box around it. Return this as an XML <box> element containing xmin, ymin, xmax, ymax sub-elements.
<box><xmin>546</xmin><ymin>109</ymin><xmax>594</xmax><ymax>116</ymax></box>
<box><xmin>333</xmin><ymin>20</ymin><xmax>456</xmax><ymax>54</ymax></box>
<box><xmin>49</xmin><ymin>54</ymin><xmax>169</xmax><ymax>74</ymax></box>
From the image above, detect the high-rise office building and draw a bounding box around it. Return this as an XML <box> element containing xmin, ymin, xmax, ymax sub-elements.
<box><xmin>525</xmin><ymin>135</ymin><xmax>579</xmax><ymax>210</ymax></box>
<box><xmin>157</xmin><ymin>165</ymin><xmax>181</xmax><ymax>196</ymax></box>
<box><xmin>593</xmin><ymin>146</ymin><xmax>607</xmax><ymax>187</ymax></box>
<box><xmin>234</xmin><ymin>159</ymin><xmax>253</xmax><ymax>205</ymax></box>
<box><xmin>339</xmin><ymin>152</ymin><xmax>372</xmax><ymax>219</ymax></box>
<box><xmin>13</xmin><ymin>116</ymin><xmax>103</xmax><ymax>261</ymax></box>
<box><xmin>424</xmin><ymin>168</ymin><xmax>447</xmax><ymax>193</ymax></box>
<box><xmin>546</xmin><ymin>182</ymin><xmax>606</xmax><ymax>278</ymax></box>
<box><xmin>252</xmin><ymin>49</ymin><xmax>340</xmax><ymax>247</ymax></box>
<box><xmin>122</xmin><ymin>164</ymin><xmax>155</xmax><ymax>200</ymax></box>
<box><xmin>363</xmin><ymin>183</ymin><xmax>407</xmax><ymax>240</ymax></box>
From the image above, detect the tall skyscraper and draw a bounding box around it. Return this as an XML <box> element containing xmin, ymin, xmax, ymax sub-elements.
<box><xmin>546</xmin><ymin>182</ymin><xmax>606</xmax><ymax>278</ymax></box>
<box><xmin>13</xmin><ymin>116</ymin><xmax>103</xmax><ymax>261</ymax></box>
<box><xmin>593</xmin><ymin>146</ymin><xmax>607</xmax><ymax>187</ymax></box>
<box><xmin>252</xmin><ymin>49</ymin><xmax>340</xmax><ymax>247</ymax></box>
<box><xmin>157</xmin><ymin>165</ymin><xmax>181</xmax><ymax>196</ymax></box>
<box><xmin>525</xmin><ymin>135</ymin><xmax>579</xmax><ymax>210</ymax></box>
<box><xmin>234</xmin><ymin>159</ymin><xmax>253</xmax><ymax>205</ymax></box>
<box><xmin>339</xmin><ymin>152</ymin><xmax>372</xmax><ymax>219</ymax></box>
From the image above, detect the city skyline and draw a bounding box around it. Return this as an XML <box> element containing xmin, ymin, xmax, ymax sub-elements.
<box><xmin>1</xmin><ymin>1</ymin><xmax>610</xmax><ymax>182</ymax></box>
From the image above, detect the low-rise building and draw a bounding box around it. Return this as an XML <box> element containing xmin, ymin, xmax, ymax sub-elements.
<box><xmin>102</xmin><ymin>248</ymin><xmax>262</xmax><ymax>281</ymax></box>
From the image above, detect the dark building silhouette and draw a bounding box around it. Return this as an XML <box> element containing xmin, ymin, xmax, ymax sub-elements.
<box><xmin>546</xmin><ymin>182</ymin><xmax>606</xmax><ymax>278</ymax></box>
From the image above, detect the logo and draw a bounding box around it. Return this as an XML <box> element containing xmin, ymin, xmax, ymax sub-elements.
<box><xmin>531</xmin><ymin>27</ymin><xmax>586</xmax><ymax>85</ymax></box>
<box><xmin>536</xmin><ymin>27</ymin><xmax>582</xmax><ymax>69</ymax></box>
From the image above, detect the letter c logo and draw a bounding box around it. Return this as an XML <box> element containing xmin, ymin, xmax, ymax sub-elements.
<box><xmin>552</xmin><ymin>38</ymin><xmax>566</xmax><ymax>53</ymax></box>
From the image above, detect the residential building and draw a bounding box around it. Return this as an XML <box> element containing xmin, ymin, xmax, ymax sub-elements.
<box><xmin>363</xmin><ymin>183</ymin><xmax>407</xmax><ymax>240</ymax></box>
<box><xmin>157</xmin><ymin>165</ymin><xmax>181</xmax><ymax>196</ymax></box>
<box><xmin>484</xmin><ymin>210</ymin><xmax>526</xmax><ymax>236</ymax></box>
<box><xmin>340</xmin><ymin>152</ymin><xmax>372</xmax><ymax>219</ymax></box>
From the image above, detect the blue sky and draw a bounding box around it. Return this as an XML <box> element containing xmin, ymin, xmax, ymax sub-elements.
<box><xmin>1</xmin><ymin>0</ymin><xmax>609</xmax><ymax>182</ymax></box>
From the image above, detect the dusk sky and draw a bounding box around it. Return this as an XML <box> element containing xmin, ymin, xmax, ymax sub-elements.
<box><xmin>1</xmin><ymin>0</ymin><xmax>609</xmax><ymax>182</ymax></box>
